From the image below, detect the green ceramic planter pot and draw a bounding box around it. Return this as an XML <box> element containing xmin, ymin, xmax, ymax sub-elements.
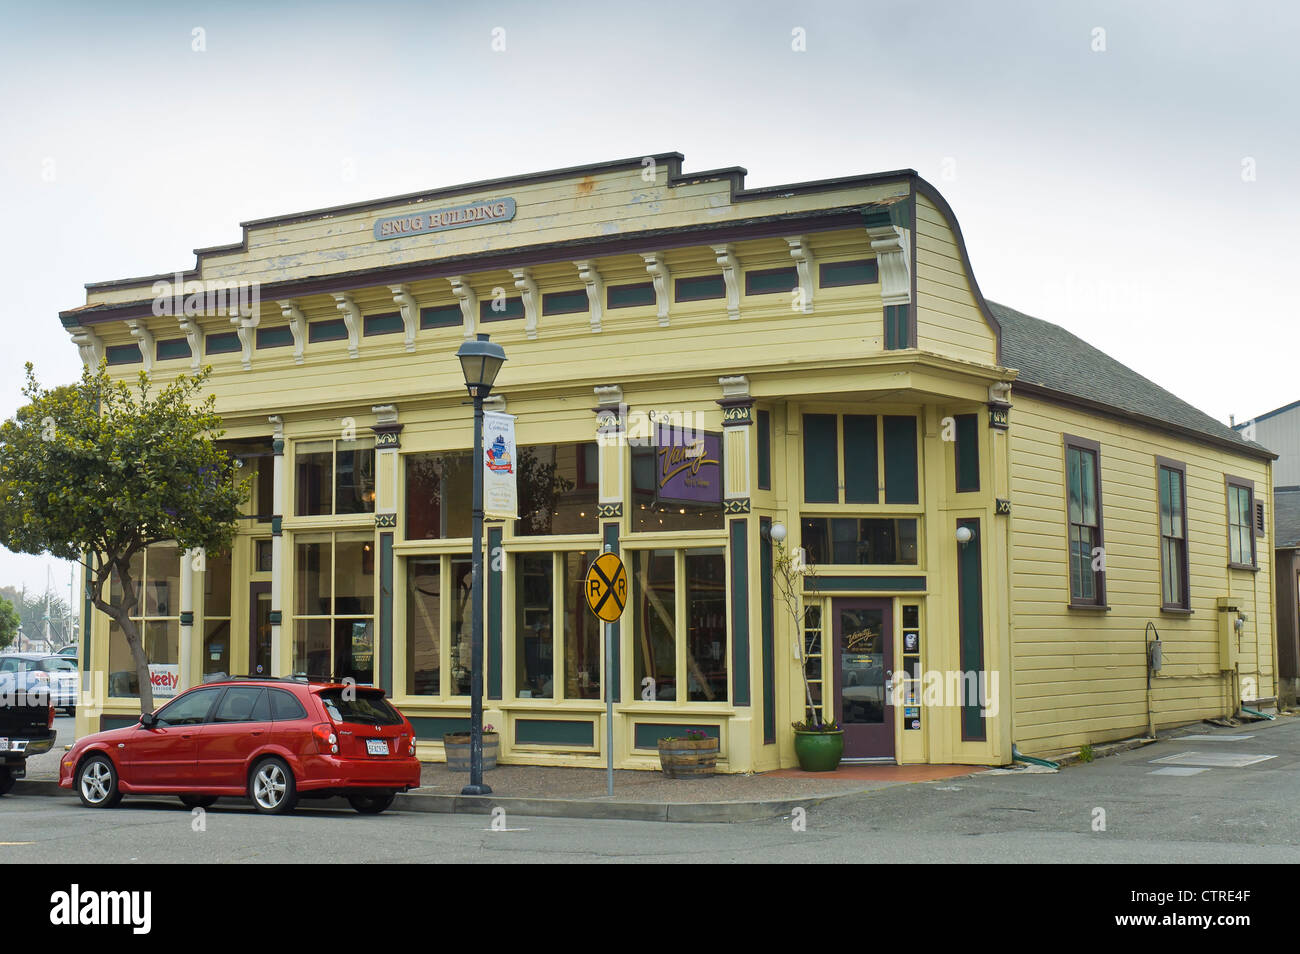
<box><xmin>793</xmin><ymin>730</ymin><xmax>844</xmax><ymax>772</ymax></box>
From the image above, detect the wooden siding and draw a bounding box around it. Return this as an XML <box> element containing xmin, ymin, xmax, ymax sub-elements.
<box><xmin>913</xmin><ymin>193</ymin><xmax>999</xmax><ymax>366</ymax></box>
<box><xmin>1009</xmin><ymin>393</ymin><xmax>1276</xmax><ymax>756</ymax></box>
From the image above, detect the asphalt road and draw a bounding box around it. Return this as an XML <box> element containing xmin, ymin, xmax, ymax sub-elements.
<box><xmin>3</xmin><ymin>717</ymin><xmax>1299</xmax><ymax>863</ymax></box>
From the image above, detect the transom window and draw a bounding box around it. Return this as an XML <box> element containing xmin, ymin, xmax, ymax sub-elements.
<box><xmin>295</xmin><ymin>437</ymin><xmax>376</xmax><ymax>516</ymax></box>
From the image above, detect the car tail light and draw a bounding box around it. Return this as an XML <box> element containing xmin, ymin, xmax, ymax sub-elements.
<box><xmin>312</xmin><ymin>723</ymin><xmax>338</xmax><ymax>755</ymax></box>
<box><xmin>48</xmin><ymin>705</ymin><xmax>56</xmax><ymax>729</ymax></box>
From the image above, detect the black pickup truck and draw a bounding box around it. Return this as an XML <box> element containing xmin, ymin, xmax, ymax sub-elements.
<box><xmin>0</xmin><ymin>668</ymin><xmax>56</xmax><ymax>795</ymax></box>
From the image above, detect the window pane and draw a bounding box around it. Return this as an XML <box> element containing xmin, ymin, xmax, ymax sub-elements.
<box><xmin>203</xmin><ymin>619</ymin><xmax>230</xmax><ymax>678</ymax></box>
<box><xmin>1079</xmin><ymin>451</ymin><xmax>1097</xmax><ymax>526</ymax></box>
<box><xmin>516</xmin><ymin>553</ymin><xmax>554</xmax><ymax>698</ymax></box>
<box><xmin>212</xmin><ymin>687</ymin><xmax>268</xmax><ymax>723</ymax></box>
<box><xmin>109</xmin><ymin>550</ymin><xmax>145</xmax><ymax>609</ymax></box>
<box><xmin>685</xmin><ymin>548</ymin><xmax>727</xmax><ymax>702</ymax></box>
<box><xmin>1066</xmin><ymin>448</ymin><xmax>1083</xmax><ymax>525</ymax></box>
<box><xmin>294</xmin><ymin>618</ymin><xmax>332</xmax><ymax>679</ymax></box>
<box><xmin>406</xmin><ymin>558</ymin><xmax>441</xmax><ymax>695</ymax></box>
<box><xmin>335</xmin><ymin>618</ymin><xmax>374</xmax><ymax>684</ymax></box>
<box><xmin>802</xmin><ymin>517</ymin><xmax>918</xmax><ymax>565</ymax></box>
<box><xmin>143</xmin><ymin>619</ymin><xmax>178</xmax><ymax>665</ymax></box>
<box><xmin>205</xmin><ymin>550</ymin><xmax>232</xmax><ymax>617</ymax></box>
<box><xmin>515</xmin><ymin>443</ymin><xmax>599</xmax><ymax>536</ymax></box>
<box><xmin>563</xmin><ymin>550</ymin><xmax>600</xmax><ymax>700</ymax></box>
<box><xmin>633</xmin><ymin>550</ymin><xmax>676</xmax><ymax>701</ymax></box>
<box><xmin>156</xmin><ymin>687</ymin><xmax>221</xmax><ymax>726</ymax></box>
<box><xmin>145</xmin><ymin>545</ymin><xmax>180</xmax><ymax>617</ymax></box>
<box><xmin>334</xmin><ymin>536</ymin><xmax>375</xmax><ymax>615</ymax></box>
<box><xmin>295</xmin><ymin>440</ymin><xmax>333</xmax><ymax>516</ymax></box>
<box><xmin>106</xmin><ymin>620</ymin><xmax>139</xmax><ymax>697</ymax></box>
<box><xmin>449</xmin><ymin>557</ymin><xmax>473</xmax><ymax>695</ymax></box>
<box><xmin>405</xmin><ymin>451</ymin><xmax>473</xmax><ymax>539</ymax></box>
<box><xmin>336</xmin><ymin>438</ymin><xmax>376</xmax><ymax>514</ymax></box>
<box><xmin>295</xmin><ymin>538</ymin><xmax>331</xmax><ymax>615</ymax></box>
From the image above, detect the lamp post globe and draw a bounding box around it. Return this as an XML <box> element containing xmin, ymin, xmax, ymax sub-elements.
<box><xmin>455</xmin><ymin>333</ymin><xmax>506</xmax><ymax>796</ymax></box>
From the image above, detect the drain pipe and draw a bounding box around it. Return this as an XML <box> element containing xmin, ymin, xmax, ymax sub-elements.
<box><xmin>1011</xmin><ymin>744</ymin><xmax>1059</xmax><ymax>770</ymax></box>
<box><xmin>1240</xmin><ymin>706</ymin><xmax>1276</xmax><ymax>721</ymax></box>
<box><xmin>1145</xmin><ymin>622</ymin><xmax>1161</xmax><ymax>738</ymax></box>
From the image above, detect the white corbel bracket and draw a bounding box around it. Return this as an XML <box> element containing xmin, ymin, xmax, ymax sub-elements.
<box><xmin>69</xmin><ymin>325</ymin><xmax>104</xmax><ymax>367</ymax></box>
<box><xmin>574</xmin><ymin>260</ymin><xmax>604</xmax><ymax>333</ymax></box>
<box><xmin>510</xmin><ymin>267</ymin><xmax>539</xmax><ymax>339</ymax></box>
<box><xmin>277</xmin><ymin>300</ymin><xmax>306</xmax><ymax>365</ymax></box>
<box><xmin>125</xmin><ymin>320</ymin><xmax>155</xmax><ymax>372</ymax></box>
<box><xmin>389</xmin><ymin>285</ymin><xmax>418</xmax><ymax>352</ymax></box>
<box><xmin>712</xmin><ymin>244</ymin><xmax>741</xmax><ymax>320</ymax></box>
<box><xmin>786</xmin><ymin>236</ymin><xmax>815</xmax><ymax>314</ymax></box>
<box><xmin>865</xmin><ymin>223</ymin><xmax>912</xmax><ymax>307</ymax></box>
<box><xmin>174</xmin><ymin>315</ymin><xmax>202</xmax><ymax>370</ymax></box>
<box><xmin>642</xmin><ymin>253</ymin><xmax>671</xmax><ymax>326</ymax></box>
<box><xmin>448</xmin><ymin>276</ymin><xmax>477</xmax><ymax>339</ymax></box>
<box><xmin>230</xmin><ymin>307</ymin><xmax>259</xmax><ymax>371</ymax></box>
<box><xmin>331</xmin><ymin>293</ymin><xmax>362</xmax><ymax>359</ymax></box>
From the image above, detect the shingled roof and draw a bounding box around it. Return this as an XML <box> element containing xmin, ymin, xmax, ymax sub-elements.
<box><xmin>990</xmin><ymin>301</ymin><xmax>1274</xmax><ymax>461</ymax></box>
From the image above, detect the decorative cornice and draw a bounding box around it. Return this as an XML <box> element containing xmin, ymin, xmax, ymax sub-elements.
<box><xmin>69</xmin><ymin>325</ymin><xmax>104</xmax><ymax>366</ymax></box>
<box><xmin>641</xmin><ymin>253</ymin><xmax>671</xmax><ymax>326</ymax></box>
<box><xmin>510</xmin><ymin>267</ymin><xmax>540</xmax><ymax>339</ymax></box>
<box><xmin>372</xmin><ymin>405</ymin><xmax>402</xmax><ymax>448</ymax></box>
<box><xmin>125</xmin><ymin>320</ymin><xmax>155</xmax><ymax>372</ymax></box>
<box><xmin>786</xmin><ymin>235</ymin><xmax>815</xmax><ymax>314</ymax></box>
<box><xmin>712</xmin><ymin>244</ymin><xmax>741</xmax><ymax>320</ymax></box>
<box><xmin>720</xmin><ymin>403</ymin><xmax>754</xmax><ymax>426</ymax></box>
<box><xmin>575</xmin><ymin>259</ymin><xmax>603</xmax><ymax>333</ymax></box>
<box><xmin>448</xmin><ymin>275</ymin><xmax>477</xmax><ymax>338</ymax></box>
<box><xmin>864</xmin><ymin>219</ymin><xmax>912</xmax><ymax>307</ymax></box>
<box><xmin>988</xmin><ymin>402</ymin><xmax>1011</xmax><ymax>430</ymax></box>
<box><xmin>331</xmin><ymin>293</ymin><xmax>361</xmax><ymax>358</ymax></box>
<box><xmin>718</xmin><ymin>374</ymin><xmax>750</xmax><ymax>401</ymax></box>
<box><xmin>389</xmin><ymin>284</ymin><xmax>419</xmax><ymax>352</ymax></box>
<box><xmin>277</xmin><ymin>300</ymin><xmax>306</xmax><ymax>365</ymax></box>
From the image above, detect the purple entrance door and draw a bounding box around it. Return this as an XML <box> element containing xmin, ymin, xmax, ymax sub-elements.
<box><xmin>833</xmin><ymin>599</ymin><xmax>895</xmax><ymax>760</ymax></box>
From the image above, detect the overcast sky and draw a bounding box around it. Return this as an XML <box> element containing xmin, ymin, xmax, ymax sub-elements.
<box><xmin>0</xmin><ymin>0</ymin><xmax>1295</xmax><ymax>592</ymax></box>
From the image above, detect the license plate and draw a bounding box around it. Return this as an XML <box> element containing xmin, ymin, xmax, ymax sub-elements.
<box><xmin>365</xmin><ymin>739</ymin><xmax>388</xmax><ymax>756</ymax></box>
<box><xmin>0</xmin><ymin>738</ymin><xmax>8</xmax><ymax>751</ymax></box>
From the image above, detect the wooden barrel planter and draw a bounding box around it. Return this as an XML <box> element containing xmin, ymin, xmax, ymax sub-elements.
<box><xmin>657</xmin><ymin>736</ymin><xmax>719</xmax><ymax>779</ymax></box>
<box><xmin>443</xmin><ymin>732</ymin><xmax>499</xmax><ymax>772</ymax></box>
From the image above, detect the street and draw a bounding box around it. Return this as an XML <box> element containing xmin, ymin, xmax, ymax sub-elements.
<box><xmin>4</xmin><ymin>717</ymin><xmax>1299</xmax><ymax>863</ymax></box>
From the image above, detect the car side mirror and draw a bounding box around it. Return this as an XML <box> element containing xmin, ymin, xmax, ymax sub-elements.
<box><xmin>139</xmin><ymin>712</ymin><xmax>158</xmax><ymax>728</ymax></box>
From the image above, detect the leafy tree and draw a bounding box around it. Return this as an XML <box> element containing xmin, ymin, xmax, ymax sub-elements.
<box><xmin>0</xmin><ymin>364</ymin><xmax>247</xmax><ymax>711</ymax></box>
<box><xmin>0</xmin><ymin>595</ymin><xmax>18</xmax><ymax>651</ymax></box>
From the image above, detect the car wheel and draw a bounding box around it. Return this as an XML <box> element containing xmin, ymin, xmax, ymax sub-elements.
<box><xmin>348</xmin><ymin>791</ymin><xmax>396</xmax><ymax>815</ymax></box>
<box><xmin>0</xmin><ymin>768</ymin><xmax>14</xmax><ymax>797</ymax></box>
<box><xmin>249</xmin><ymin>757</ymin><xmax>297</xmax><ymax>815</ymax></box>
<box><xmin>77</xmin><ymin>754</ymin><xmax>122</xmax><ymax>809</ymax></box>
<box><xmin>180</xmin><ymin>795</ymin><xmax>218</xmax><ymax>809</ymax></box>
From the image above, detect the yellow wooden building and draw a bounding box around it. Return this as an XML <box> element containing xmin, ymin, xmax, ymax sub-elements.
<box><xmin>60</xmin><ymin>153</ymin><xmax>1278</xmax><ymax>769</ymax></box>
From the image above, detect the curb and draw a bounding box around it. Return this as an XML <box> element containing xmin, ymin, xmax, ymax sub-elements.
<box><xmin>14</xmin><ymin>777</ymin><xmax>874</xmax><ymax>824</ymax></box>
<box><xmin>1049</xmin><ymin>735</ymin><xmax>1158</xmax><ymax>768</ymax></box>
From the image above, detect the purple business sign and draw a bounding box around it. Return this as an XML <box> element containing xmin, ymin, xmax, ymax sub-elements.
<box><xmin>654</xmin><ymin>426</ymin><xmax>722</xmax><ymax>505</ymax></box>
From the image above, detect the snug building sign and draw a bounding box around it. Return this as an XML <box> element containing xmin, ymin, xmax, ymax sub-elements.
<box><xmin>373</xmin><ymin>197</ymin><xmax>516</xmax><ymax>240</ymax></box>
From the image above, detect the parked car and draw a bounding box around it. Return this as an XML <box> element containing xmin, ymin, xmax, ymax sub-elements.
<box><xmin>57</xmin><ymin>644</ymin><xmax>78</xmax><ymax>660</ymax></box>
<box><xmin>59</xmin><ymin>677</ymin><xmax>420</xmax><ymax>814</ymax></box>
<box><xmin>0</xmin><ymin>653</ymin><xmax>79</xmax><ymax>714</ymax></box>
<box><xmin>0</xmin><ymin>668</ymin><xmax>56</xmax><ymax>795</ymax></box>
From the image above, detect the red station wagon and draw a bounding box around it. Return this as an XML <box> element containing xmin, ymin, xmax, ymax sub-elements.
<box><xmin>59</xmin><ymin>677</ymin><xmax>421</xmax><ymax>814</ymax></box>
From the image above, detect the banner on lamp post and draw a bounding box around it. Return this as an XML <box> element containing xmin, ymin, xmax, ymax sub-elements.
<box><xmin>482</xmin><ymin>410</ymin><xmax>518</xmax><ymax>519</ymax></box>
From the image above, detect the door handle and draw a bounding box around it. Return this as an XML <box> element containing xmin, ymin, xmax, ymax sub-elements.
<box><xmin>251</xmin><ymin>730</ymin><xmax>264</xmax><ymax>737</ymax></box>
<box><xmin>181</xmin><ymin>732</ymin><xmax>194</xmax><ymax>740</ymax></box>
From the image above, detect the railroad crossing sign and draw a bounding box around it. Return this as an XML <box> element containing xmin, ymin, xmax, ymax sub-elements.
<box><xmin>584</xmin><ymin>552</ymin><xmax>627</xmax><ymax>623</ymax></box>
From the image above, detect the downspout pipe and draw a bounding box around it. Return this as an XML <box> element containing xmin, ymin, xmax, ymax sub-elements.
<box><xmin>1011</xmin><ymin>744</ymin><xmax>1059</xmax><ymax>770</ymax></box>
<box><xmin>1240</xmin><ymin>706</ymin><xmax>1275</xmax><ymax>721</ymax></box>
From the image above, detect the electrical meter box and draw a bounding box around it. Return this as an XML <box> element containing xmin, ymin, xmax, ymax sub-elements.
<box><xmin>1217</xmin><ymin>597</ymin><xmax>1240</xmax><ymax>670</ymax></box>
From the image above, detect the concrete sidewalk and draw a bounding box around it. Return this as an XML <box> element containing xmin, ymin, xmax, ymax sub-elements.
<box><xmin>18</xmin><ymin>761</ymin><xmax>988</xmax><ymax>823</ymax></box>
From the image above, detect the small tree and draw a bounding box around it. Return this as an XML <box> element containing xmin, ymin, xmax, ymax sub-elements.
<box><xmin>770</xmin><ymin>538</ymin><xmax>826</xmax><ymax>727</ymax></box>
<box><xmin>0</xmin><ymin>363</ymin><xmax>247</xmax><ymax>712</ymax></box>
<box><xmin>0</xmin><ymin>595</ymin><xmax>19</xmax><ymax>651</ymax></box>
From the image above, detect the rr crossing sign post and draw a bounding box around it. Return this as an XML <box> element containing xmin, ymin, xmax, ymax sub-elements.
<box><xmin>585</xmin><ymin>550</ymin><xmax>627</xmax><ymax>797</ymax></box>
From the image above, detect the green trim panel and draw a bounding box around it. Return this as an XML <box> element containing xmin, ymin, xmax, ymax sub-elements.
<box><xmin>883</xmin><ymin>415</ymin><xmax>919</xmax><ymax>504</ymax></box>
<box><xmin>603</xmin><ymin>522</ymin><xmax>621</xmax><ymax>703</ymax></box>
<box><xmin>380</xmin><ymin>532</ymin><xmax>394</xmax><ymax>694</ymax></box>
<box><xmin>955</xmin><ymin>413</ymin><xmax>980</xmax><ymax>492</ymax></box>
<box><xmin>420</xmin><ymin>304</ymin><xmax>461</xmax><ymax>328</ymax></box>
<box><xmin>729</xmin><ymin>519</ymin><xmax>750</xmax><ymax>707</ymax></box>
<box><xmin>308</xmin><ymin>318</ymin><xmax>347</xmax><ymax>343</ymax></box>
<box><xmin>541</xmin><ymin>289</ymin><xmax>588</xmax><ymax>315</ymax></box>
<box><xmin>205</xmin><ymin>331</ymin><xmax>240</xmax><ymax>354</ymax></box>
<box><xmin>674</xmin><ymin>274</ymin><xmax>725</xmax><ymax>302</ymax></box>
<box><xmin>607</xmin><ymin>282</ymin><xmax>655</xmax><ymax>308</ymax></box>
<box><xmin>813</xmin><ymin>575</ymin><xmax>926</xmax><ymax>592</ymax></box>
<box><xmin>106</xmin><ymin>343</ymin><xmax>142</xmax><ymax>365</ymax></box>
<box><xmin>409</xmin><ymin>715</ymin><xmax>471</xmax><ymax>740</ymax></box>
<box><xmin>480</xmin><ymin>297</ymin><xmax>524</xmax><ymax>321</ymax></box>
<box><xmin>759</xmin><ymin>517</ymin><xmax>776</xmax><ymax>744</ymax></box>
<box><xmin>156</xmin><ymin>337</ymin><xmax>192</xmax><ymax>361</ymax></box>
<box><xmin>634</xmin><ymin>723</ymin><xmax>721</xmax><ymax>750</ymax></box>
<box><xmin>515</xmin><ymin>719</ymin><xmax>595</xmax><ymax>746</ymax></box>
<box><xmin>884</xmin><ymin>303</ymin><xmax>910</xmax><ymax>350</ymax></box>
<box><xmin>802</xmin><ymin>413</ymin><xmax>838</xmax><ymax>503</ymax></box>
<box><xmin>843</xmin><ymin>414</ymin><xmax>879</xmax><ymax>504</ymax></box>
<box><xmin>956</xmin><ymin>517</ymin><xmax>986</xmax><ymax>741</ymax></box>
<box><xmin>256</xmin><ymin>325</ymin><xmax>294</xmax><ymax>349</ymax></box>
<box><xmin>756</xmin><ymin>409</ymin><xmax>771</xmax><ymax>491</ymax></box>
<box><xmin>745</xmin><ymin>266</ymin><xmax>797</xmax><ymax>295</ymax></box>
<box><xmin>363</xmin><ymin>311</ymin><xmax>404</xmax><ymax>336</ymax></box>
<box><xmin>488</xmin><ymin>526</ymin><xmax>503</xmax><ymax>700</ymax></box>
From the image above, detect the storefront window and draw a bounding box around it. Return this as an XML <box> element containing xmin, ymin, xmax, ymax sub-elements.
<box><xmin>801</xmin><ymin>517</ymin><xmax>918</xmax><ymax>566</ymax></box>
<box><xmin>405</xmin><ymin>450</ymin><xmax>473</xmax><ymax>539</ymax></box>
<box><xmin>510</xmin><ymin>550</ymin><xmax>600</xmax><ymax>701</ymax></box>
<box><xmin>292</xmin><ymin>531</ymin><xmax>375</xmax><ymax>682</ymax></box>
<box><xmin>203</xmin><ymin>550</ymin><xmax>232</xmax><ymax>679</ymax></box>
<box><xmin>515</xmin><ymin>443</ymin><xmax>599</xmax><ymax>536</ymax></box>
<box><xmin>632</xmin><ymin>547</ymin><xmax>727</xmax><ymax>703</ymax></box>
<box><xmin>107</xmin><ymin>546</ymin><xmax>179</xmax><ymax>698</ymax></box>
<box><xmin>449</xmin><ymin>557</ymin><xmax>473</xmax><ymax>695</ymax></box>
<box><xmin>406</xmin><ymin>558</ymin><xmax>442</xmax><ymax>695</ymax></box>
<box><xmin>222</xmin><ymin>439</ymin><xmax>275</xmax><ymax>522</ymax></box>
<box><xmin>295</xmin><ymin>437</ymin><xmax>376</xmax><ymax>516</ymax></box>
<box><xmin>630</xmin><ymin>433</ymin><xmax>725</xmax><ymax>532</ymax></box>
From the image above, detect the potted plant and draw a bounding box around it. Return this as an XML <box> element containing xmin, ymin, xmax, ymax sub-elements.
<box><xmin>657</xmin><ymin>728</ymin><xmax>719</xmax><ymax>778</ymax></box>
<box><xmin>443</xmin><ymin>723</ymin><xmax>499</xmax><ymax>772</ymax></box>
<box><xmin>770</xmin><ymin>530</ymin><xmax>844</xmax><ymax>772</ymax></box>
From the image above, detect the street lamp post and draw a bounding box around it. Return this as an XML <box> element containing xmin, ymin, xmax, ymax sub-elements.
<box><xmin>455</xmin><ymin>333</ymin><xmax>507</xmax><ymax>796</ymax></box>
